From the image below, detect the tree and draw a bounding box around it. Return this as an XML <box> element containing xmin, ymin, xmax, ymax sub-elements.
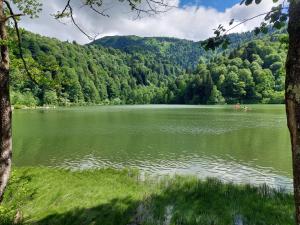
<box><xmin>208</xmin><ymin>85</ymin><xmax>225</xmax><ymax>104</ymax></box>
<box><xmin>0</xmin><ymin>0</ymin><xmax>171</xmax><ymax>201</ymax></box>
<box><xmin>206</xmin><ymin>0</ymin><xmax>300</xmax><ymax>223</ymax></box>
<box><xmin>0</xmin><ymin>0</ymin><xmax>42</xmax><ymax>202</ymax></box>
<box><xmin>286</xmin><ymin>1</ymin><xmax>300</xmax><ymax>223</ymax></box>
<box><xmin>0</xmin><ymin>0</ymin><xmax>12</xmax><ymax>202</ymax></box>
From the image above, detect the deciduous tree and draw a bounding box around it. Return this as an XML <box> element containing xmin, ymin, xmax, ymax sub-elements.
<box><xmin>206</xmin><ymin>0</ymin><xmax>300</xmax><ymax>222</ymax></box>
<box><xmin>0</xmin><ymin>0</ymin><xmax>171</xmax><ymax>201</ymax></box>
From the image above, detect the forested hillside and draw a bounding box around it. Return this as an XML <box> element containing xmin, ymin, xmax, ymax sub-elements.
<box><xmin>92</xmin><ymin>36</ymin><xmax>206</xmax><ymax>71</ymax></box>
<box><xmin>10</xmin><ymin>29</ymin><xmax>287</xmax><ymax>106</ymax></box>
<box><xmin>92</xmin><ymin>32</ymin><xmax>256</xmax><ymax>71</ymax></box>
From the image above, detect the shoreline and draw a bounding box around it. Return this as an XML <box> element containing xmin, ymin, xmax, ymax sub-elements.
<box><xmin>11</xmin><ymin>103</ymin><xmax>286</xmax><ymax>110</ymax></box>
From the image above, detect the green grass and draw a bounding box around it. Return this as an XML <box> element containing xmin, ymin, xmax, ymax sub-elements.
<box><xmin>1</xmin><ymin>167</ymin><xmax>295</xmax><ymax>225</ymax></box>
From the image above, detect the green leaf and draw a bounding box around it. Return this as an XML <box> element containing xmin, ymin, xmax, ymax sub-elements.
<box><xmin>254</xmin><ymin>27</ymin><xmax>261</xmax><ymax>35</ymax></box>
<box><xmin>274</xmin><ymin>21</ymin><xmax>285</xmax><ymax>29</ymax></box>
<box><xmin>261</xmin><ymin>26</ymin><xmax>268</xmax><ymax>34</ymax></box>
<box><xmin>245</xmin><ymin>0</ymin><xmax>254</xmax><ymax>5</ymax></box>
<box><xmin>280</xmin><ymin>14</ymin><xmax>288</xmax><ymax>22</ymax></box>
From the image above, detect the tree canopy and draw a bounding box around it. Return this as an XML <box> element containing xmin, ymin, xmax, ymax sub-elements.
<box><xmin>10</xmin><ymin>28</ymin><xmax>287</xmax><ymax>106</ymax></box>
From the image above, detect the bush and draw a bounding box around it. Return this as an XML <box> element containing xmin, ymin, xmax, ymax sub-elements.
<box><xmin>0</xmin><ymin>206</ymin><xmax>15</xmax><ymax>225</ymax></box>
<box><xmin>11</xmin><ymin>91</ymin><xmax>38</xmax><ymax>107</ymax></box>
<box><xmin>58</xmin><ymin>97</ymin><xmax>71</xmax><ymax>106</ymax></box>
<box><xmin>43</xmin><ymin>91</ymin><xmax>58</xmax><ymax>105</ymax></box>
<box><xmin>269</xmin><ymin>91</ymin><xmax>285</xmax><ymax>104</ymax></box>
<box><xmin>0</xmin><ymin>170</ymin><xmax>34</xmax><ymax>225</ymax></box>
<box><xmin>111</xmin><ymin>98</ymin><xmax>122</xmax><ymax>105</ymax></box>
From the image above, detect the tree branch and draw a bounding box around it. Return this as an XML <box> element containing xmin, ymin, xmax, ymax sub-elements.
<box><xmin>4</xmin><ymin>0</ymin><xmax>39</xmax><ymax>85</ymax></box>
<box><xmin>68</xmin><ymin>5</ymin><xmax>97</xmax><ymax>40</ymax></box>
<box><xmin>225</xmin><ymin>6</ymin><xmax>288</xmax><ymax>35</ymax></box>
<box><xmin>56</xmin><ymin>0</ymin><xmax>174</xmax><ymax>39</ymax></box>
<box><xmin>5</xmin><ymin>13</ymin><xmax>24</xmax><ymax>21</ymax></box>
<box><xmin>55</xmin><ymin>0</ymin><xmax>97</xmax><ymax>40</ymax></box>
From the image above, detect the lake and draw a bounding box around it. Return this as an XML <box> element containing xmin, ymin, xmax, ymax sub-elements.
<box><xmin>13</xmin><ymin>105</ymin><xmax>292</xmax><ymax>190</ymax></box>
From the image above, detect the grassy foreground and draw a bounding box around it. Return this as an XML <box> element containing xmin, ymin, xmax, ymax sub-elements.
<box><xmin>0</xmin><ymin>167</ymin><xmax>295</xmax><ymax>225</ymax></box>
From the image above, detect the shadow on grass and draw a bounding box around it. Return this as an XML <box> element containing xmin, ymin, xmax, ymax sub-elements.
<box><xmin>32</xmin><ymin>178</ymin><xmax>295</xmax><ymax>225</ymax></box>
<box><xmin>32</xmin><ymin>196</ymin><xmax>141</xmax><ymax>225</ymax></box>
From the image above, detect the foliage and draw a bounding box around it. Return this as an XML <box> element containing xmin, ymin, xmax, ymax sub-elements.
<box><xmin>10</xmin><ymin>29</ymin><xmax>287</xmax><ymax>106</ymax></box>
<box><xmin>0</xmin><ymin>170</ymin><xmax>35</xmax><ymax>225</ymax></box>
<box><xmin>11</xmin><ymin>0</ymin><xmax>42</xmax><ymax>18</ymax></box>
<box><xmin>203</xmin><ymin>0</ymin><xmax>288</xmax><ymax>51</ymax></box>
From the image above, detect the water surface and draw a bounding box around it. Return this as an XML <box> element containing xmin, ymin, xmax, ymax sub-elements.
<box><xmin>13</xmin><ymin>105</ymin><xmax>292</xmax><ymax>190</ymax></box>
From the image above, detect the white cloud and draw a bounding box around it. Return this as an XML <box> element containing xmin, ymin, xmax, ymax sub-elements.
<box><xmin>18</xmin><ymin>0</ymin><xmax>280</xmax><ymax>44</ymax></box>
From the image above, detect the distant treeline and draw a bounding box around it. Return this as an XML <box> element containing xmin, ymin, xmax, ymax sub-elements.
<box><xmin>10</xmin><ymin>29</ymin><xmax>287</xmax><ymax>106</ymax></box>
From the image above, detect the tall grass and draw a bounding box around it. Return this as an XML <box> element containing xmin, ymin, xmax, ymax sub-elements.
<box><xmin>1</xmin><ymin>167</ymin><xmax>294</xmax><ymax>225</ymax></box>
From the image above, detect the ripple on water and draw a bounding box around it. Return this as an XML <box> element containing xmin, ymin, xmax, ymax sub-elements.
<box><xmin>159</xmin><ymin>116</ymin><xmax>285</xmax><ymax>135</ymax></box>
<box><xmin>52</xmin><ymin>153</ymin><xmax>293</xmax><ymax>192</ymax></box>
<box><xmin>19</xmin><ymin>105</ymin><xmax>290</xmax><ymax>191</ymax></box>
<box><xmin>160</xmin><ymin>125</ymin><xmax>235</xmax><ymax>135</ymax></box>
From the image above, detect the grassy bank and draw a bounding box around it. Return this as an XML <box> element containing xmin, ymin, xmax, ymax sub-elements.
<box><xmin>1</xmin><ymin>167</ymin><xmax>295</xmax><ymax>225</ymax></box>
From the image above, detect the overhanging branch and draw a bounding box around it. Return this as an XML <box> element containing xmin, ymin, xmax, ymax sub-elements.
<box><xmin>225</xmin><ymin>6</ymin><xmax>289</xmax><ymax>35</ymax></box>
<box><xmin>4</xmin><ymin>0</ymin><xmax>39</xmax><ymax>85</ymax></box>
<box><xmin>56</xmin><ymin>0</ymin><xmax>174</xmax><ymax>40</ymax></box>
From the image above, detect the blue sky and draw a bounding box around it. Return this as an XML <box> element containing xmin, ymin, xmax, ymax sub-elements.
<box><xmin>179</xmin><ymin>0</ymin><xmax>241</xmax><ymax>11</ymax></box>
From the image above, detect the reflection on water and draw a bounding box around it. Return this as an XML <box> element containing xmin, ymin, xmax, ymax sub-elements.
<box><xmin>13</xmin><ymin>105</ymin><xmax>292</xmax><ymax>190</ymax></box>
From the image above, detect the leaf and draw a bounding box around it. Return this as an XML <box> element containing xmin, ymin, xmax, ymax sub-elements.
<box><xmin>264</xmin><ymin>12</ymin><xmax>272</xmax><ymax>20</ymax></box>
<box><xmin>255</xmin><ymin>0</ymin><xmax>262</xmax><ymax>4</ymax></box>
<box><xmin>254</xmin><ymin>27</ymin><xmax>261</xmax><ymax>35</ymax></box>
<box><xmin>270</xmin><ymin>10</ymin><xmax>281</xmax><ymax>23</ymax></box>
<box><xmin>280</xmin><ymin>14</ymin><xmax>288</xmax><ymax>22</ymax></box>
<box><xmin>221</xmin><ymin>38</ymin><xmax>230</xmax><ymax>49</ymax></box>
<box><xmin>274</xmin><ymin>21</ymin><xmax>285</xmax><ymax>29</ymax></box>
<box><xmin>229</xmin><ymin>19</ymin><xmax>234</xmax><ymax>26</ymax></box>
<box><xmin>241</xmin><ymin>0</ymin><xmax>254</xmax><ymax>5</ymax></box>
<box><xmin>214</xmin><ymin>30</ymin><xmax>221</xmax><ymax>37</ymax></box>
<box><xmin>261</xmin><ymin>26</ymin><xmax>268</xmax><ymax>34</ymax></box>
<box><xmin>245</xmin><ymin>0</ymin><xmax>254</xmax><ymax>6</ymax></box>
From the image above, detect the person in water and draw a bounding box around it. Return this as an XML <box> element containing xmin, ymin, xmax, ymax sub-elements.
<box><xmin>234</xmin><ymin>103</ymin><xmax>241</xmax><ymax>110</ymax></box>
<box><xmin>234</xmin><ymin>103</ymin><xmax>250</xmax><ymax>111</ymax></box>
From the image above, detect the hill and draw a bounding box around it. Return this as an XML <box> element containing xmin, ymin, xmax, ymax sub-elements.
<box><xmin>91</xmin><ymin>36</ymin><xmax>205</xmax><ymax>71</ymax></box>
<box><xmin>90</xmin><ymin>32</ymin><xmax>257</xmax><ymax>71</ymax></box>
<box><xmin>9</xmin><ymin>29</ymin><xmax>287</xmax><ymax>106</ymax></box>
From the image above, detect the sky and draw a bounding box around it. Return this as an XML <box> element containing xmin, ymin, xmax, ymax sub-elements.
<box><xmin>180</xmin><ymin>0</ymin><xmax>240</xmax><ymax>11</ymax></box>
<box><xmin>17</xmin><ymin>0</ymin><xmax>280</xmax><ymax>44</ymax></box>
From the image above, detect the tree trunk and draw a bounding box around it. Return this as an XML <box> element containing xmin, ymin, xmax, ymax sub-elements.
<box><xmin>0</xmin><ymin>0</ymin><xmax>11</xmax><ymax>202</ymax></box>
<box><xmin>285</xmin><ymin>0</ymin><xmax>300</xmax><ymax>223</ymax></box>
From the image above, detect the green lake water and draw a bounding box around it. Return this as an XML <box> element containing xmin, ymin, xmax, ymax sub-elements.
<box><xmin>13</xmin><ymin>105</ymin><xmax>292</xmax><ymax>190</ymax></box>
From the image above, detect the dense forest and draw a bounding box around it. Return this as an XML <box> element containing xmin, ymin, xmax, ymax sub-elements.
<box><xmin>10</xmin><ymin>29</ymin><xmax>287</xmax><ymax>106</ymax></box>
